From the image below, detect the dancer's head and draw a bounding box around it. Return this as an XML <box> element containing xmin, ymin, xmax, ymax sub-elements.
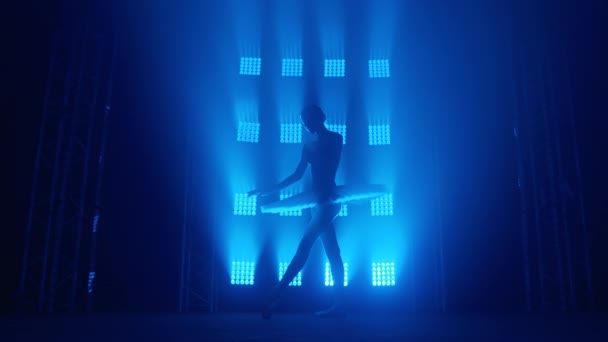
<box><xmin>300</xmin><ymin>105</ymin><xmax>326</xmax><ymax>134</ymax></box>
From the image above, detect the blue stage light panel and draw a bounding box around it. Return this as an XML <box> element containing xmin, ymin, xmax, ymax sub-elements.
<box><xmin>233</xmin><ymin>193</ymin><xmax>257</xmax><ymax>216</ymax></box>
<box><xmin>237</xmin><ymin>122</ymin><xmax>260</xmax><ymax>143</ymax></box>
<box><xmin>337</xmin><ymin>204</ymin><xmax>348</xmax><ymax>217</ymax></box>
<box><xmin>371</xmin><ymin>194</ymin><xmax>393</xmax><ymax>216</ymax></box>
<box><xmin>324</xmin><ymin>59</ymin><xmax>345</xmax><ymax>77</ymax></box>
<box><xmin>324</xmin><ymin>262</ymin><xmax>349</xmax><ymax>286</ymax></box>
<box><xmin>368</xmin><ymin>125</ymin><xmax>391</xmax><ymax>145</ymax></box>
<box><xmin>372</xmin><ymin>262</ymin><xmax>396</xmax><ymax>286</ymax></box>
<box><xmin>368</xmin><ymin>59</ymin><xmax>390</xmax><ymax>78</ymax></box>
<box><xmin>280</xmin><ymin>123</ymin><xmax>302</xmax><ymax>144</ymax></box>
<box><xmin>281</xmin><ymin>58</ymin><xmax>303</xmax><ymax>77</ymax></box>
<box><xmin>231</xmin><ymin>261</ymin><xmax>256</xmax><ymax>285</ymax></box>
<box><xmin>240</xmin><ymin>57</ymin><xmax>262</xmax><ymax>75</ymax></box>
<box><xmin>327</xmin><ymin>124</ymin><xmax>347</xmax><ymax>144</ymax></box>
<box><xmin>279</xmin><ymin>262</ymin><xmax>303</xmax><ymax>286</ymax></box>
<box><xmin>279</xmin><ymin>192</ymin><xmax>302</xmax><ymax>216</ymax></box>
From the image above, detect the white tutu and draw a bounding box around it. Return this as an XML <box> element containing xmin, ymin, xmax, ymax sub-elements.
<box><xmin>260</xmin><ymin>184</ymin><xmax>389</xmax><ymax>214</ymax></box>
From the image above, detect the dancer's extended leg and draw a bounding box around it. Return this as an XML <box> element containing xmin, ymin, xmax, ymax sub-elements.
<box><xmin>262</xmin><ymin>223</ymin><xmax>323</xmax><ymax>319</ymax></box>
<box><xmin>278</xmin><ymin>230</ymin><xmax>320</xmax><ymax>289</ymax></box>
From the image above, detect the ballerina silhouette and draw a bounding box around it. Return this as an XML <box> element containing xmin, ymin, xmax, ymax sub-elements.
<box><xmin>248</xmin><ymin>105</ymin><xmax>346</xmax><ymax>318</ymax></box>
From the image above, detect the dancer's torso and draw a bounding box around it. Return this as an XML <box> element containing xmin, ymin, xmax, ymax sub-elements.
<box><xmin>305</xmin><ymin>131</ymin><xmax>342</xmax><ymax>200</ymax></box>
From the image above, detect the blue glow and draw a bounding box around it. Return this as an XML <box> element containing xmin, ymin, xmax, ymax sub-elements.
<box><xmin>368</xmin><ymin>125</ymin><xmax>391</xmax><ymax>145</ymax></box>
<box><xmin>237</xmin><ymin>121</ymin><xmax>260</xmax><ymax>143</ymax></box>
<box><xmin>231</xmin><ymin>261</ymin><xmax>256</xmax><ymax>285</ymax></box>
<box><xmin>279</xmin><ymin>262</ymin><xmax>302</xmax><ymax>286</ymax></box>
<box><xmin>281</xmin><ymin>58</ymin><xmax>303</xmax><ymax>77</ymax></box>
<box><xmin>240</xmin><ymin>57</ymin><xmax>261</xmax><ymax>75</ymax></box>
<box><xmin>324</xmin><ymin>59</ymin><xmax>345</xmax><ymax>77</ymax></box>
<box><xmin>371</xmin><ymin>194</ymin><xmax>393</xmax><ymax>216</ymax></box>
<box><xmin>337</xmin><ymin>204</ymin><xmax>348</xmax><ymax>217</ymax></box>
<box><xmin>326</xmin><ymin>124</ymin><xmax>347</xmax><ymax>144</ymax></box>
<box><xmin>372</xmin><ymin>262</ymin><xmax>396</xmax><ymax>286</ymax></box>
<box><xmin>233</xmin><ymin>193</ymin><xmax>257</xmax><ymax>216</ymax></box>
<box><xmin>368</xmin><ymin>59</ymin><xmax>390</xmax><ymax>78</ymax></box>
<box><xmin>280</xmin><ymin>123</ymin><xmax>302</xmax><ymax>144</ymax></box>
<box><xmin>324</xmin><ymin>262</ymin><xmax>348</xmax><ymax>286</ymax></box>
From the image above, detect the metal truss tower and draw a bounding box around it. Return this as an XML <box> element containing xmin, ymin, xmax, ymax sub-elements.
<box><xmin>511</xmin><ymin>42</ymin><xmax>594</xmax><ymax>312</ymax></box>
<box><xmin>178</xmin><ymin>154</ymin><xmax>218</xmax><ymax>313</ymax></box>
<box><xmin>18</xmin><ymin>24</ymin><xmax>117</xmax><ymax>313</ymax></box>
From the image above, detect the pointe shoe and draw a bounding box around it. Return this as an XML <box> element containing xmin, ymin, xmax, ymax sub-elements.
<box><xmin>314</xmin><ymin>304</ymin><xmax>347</xmax><ymax>318</ymax></box>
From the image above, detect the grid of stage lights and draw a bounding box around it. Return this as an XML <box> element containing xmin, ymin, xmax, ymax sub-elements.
<box><xmin>280</xmin><ymin>123</ymin><xmax>302</xmax><ymax>144</ymax></box>
<box><xmin>279</xmin><ymin>262</ymin><xmax>303</xmax><ymax>286</ymax></box>
<box><xmin>326</xmin><ymin>124</ymin><xmax>347</xmax><ymax>144</ymax></box>
<box><xmin>231</xmin><ymin>56</ymin><xmax>400</xmax><ymax>289</ymax></box>
<box><xmin>233</xmin><ymin>193</ymin><xmax>257</xmax><ymax>216</ymax></box>
<box><xmin>279</xmin><ymin>192</ymin><xmax>302</xmax><ymax>216</ymax></box>
<box><xmin>371</xmin><ymin>194</ymin><xmax>394</xmax><ymax>216</ymax></box>
<box><xmin>231</xmin><ymin>261</ymin><xmax>256</xmax><ymax>285</ymax></box>
<box><xmin>324</xmin><ymin>59</ymin><xmax>346</xmax><ymax>77</ymax></box>
<box><xmin>324</xmin><ymin>262</ymin><xmax>349</xmax><ymax>287</ymax></box>
<box><xmin>368</xmin><ymin>125</ymin><xmax>391</xmax><ymax>145</ymax></box>
<box><xmin>235</xmin><ymin>59</ymin><xmax>393</xmax><ymax>77</ymax></box>
<box><xmin>281</xmin><ymin>58</ymin><xmax>303</xmax><ymax>77</ymax></box>
<box><xmin>372</xmin><ymin>262</ymin><xmax>396</xmax><ymax>286</ymax></box>
<box><xmin>368</xmin><ymin>59</ymin><xmax>390</xmax><ymax>78</ymax></box>
<box><xmin>237</xmin><ymin>122</ymin><xmax>260</xmax><ymax>143</ymax></box>
<box><xmin>240</xmin><ymin>57</ymin><xmax>261</xmax><ymax>75</ymax></box>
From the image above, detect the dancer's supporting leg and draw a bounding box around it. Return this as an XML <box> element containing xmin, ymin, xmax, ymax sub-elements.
<box><xmin>315</xmin><ymin>222</ymin><xmax>346</xmax><ymax>316</ymax></box>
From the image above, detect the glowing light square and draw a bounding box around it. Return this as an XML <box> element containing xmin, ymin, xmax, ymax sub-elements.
<box><xmin>327</xmin><ymin>124</ymin><xmax>346</xmax><ymax>144</ymax></box>
<box><xmin>279</xmin><ymin>192</ymin><xmax>302</xmax><ymax>216</ymax></box>
<box><xmin>231</xmin><ymin>261</ymin><xmax>256</xmax><ymax>285</ymax></box>
<box><xmin>324</xmin><ymin>59</ymin><xmax>345</xmax><ymax>77</ymax></box>
<box><xmin>237</xmin><ymin>121</ymin><xmax>260</xmax><ymax>143</ymax></box>
<box><xmin>371</xmin><ymin>194</ymin><xmax>393</xmax><ymax>216</ymax></box>
<box><xmin>368</xmin><ymin>125</ymin><xmax>391</xmax><ymax>145</ymax></box>
<box><xmin>233</xmin><ymin>193</ymin><xmax>257</xmax><ymax>216</ymax></box>
<box><xmin>281</xmin><ymin>58</ymin><xmax>303</xmax><ymax>77</ymax></box>
<box><xmin>240</xmin><ymin>57</ymin><xmax>262</xmax><ymax>75</ymax></box>
<box><xmin>368</xmin><ymin>59</ymin><xmax>390</xmax><ymax>78</ymax></box>
<box><xmin>324</xmin><ymin>262</ymin><xmax>348</xmax><ymax>286</ymax></box>
<box><xmin>279</xmin><ymin>262</ymin><xmax>302</xmax><ymax>286</ymax></box>
<box><xmin>280</xmin><ymin>123</ymin><xmax>302</xmax><ymax>144</ymax></box>
<box><xmin>372</xmin><ymin>262</ymin><xmax>396</xmax><ymax>286</ymax></box>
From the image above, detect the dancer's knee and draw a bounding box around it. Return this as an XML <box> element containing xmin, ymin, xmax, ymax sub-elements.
<box><xmin>325</xmin><ymin>243</ymin><xmax>342</xmax><ymax>259</ymax></box>
<box><xmin>294</xmin><ymin>234</ymin><xmax>316</xmax><ymax>259</ymax></box>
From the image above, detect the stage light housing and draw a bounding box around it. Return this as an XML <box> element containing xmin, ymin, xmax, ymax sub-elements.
<box><xmin>368</xmin><ymin>59</ymin><xmax>390</xmax><ymax>78</ymax></box>
<box><xmin>233</xmin><ymin>193</ymin><xmax>257</xmax><ymax>216</ymax></box>
<box><xmin>371</xmin><ymin>194</ymin><xmax>394</xmax><ymax>216</ymax></box>
<box><xmin>240</xmin><ymin>57</ymin><xmax>262</xmax><ymax>75</ymax></box>
<box><xmin>231</xmin><ymin>261</ymin><xmax>256</xmax><ymax>285</ymax></box>
<box><xmin>324</xmin><ymin>59</ymin><xmax>345</xmax><ymax>77</ymax></box>
<box><xmin>281</xmin><ymin>58</ymin><xmax>303</xmax><ymax>77</ymax></box>
<box><xmin>372</xmin><ymin>262</ymin><xmax>396</xmax><ymax>286</ymax></box>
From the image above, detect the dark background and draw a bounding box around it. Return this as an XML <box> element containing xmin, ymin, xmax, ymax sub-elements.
<box><xmin>9</xmin><ymin>0</ymin><xmax>608</xmax><ymax>313</ymax></box>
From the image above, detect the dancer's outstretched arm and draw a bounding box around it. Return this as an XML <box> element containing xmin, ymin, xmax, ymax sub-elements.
<box><xmin>248</xmin><ymin>146</ymin><xmax>308</xmax><ymax>196</ymax></box>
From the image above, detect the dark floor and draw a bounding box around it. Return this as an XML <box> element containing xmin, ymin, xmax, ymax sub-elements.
<box><xmin>3</xmin><ymin>312</ymin><xmax>608</xmax><ymax>341</ymax></box>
